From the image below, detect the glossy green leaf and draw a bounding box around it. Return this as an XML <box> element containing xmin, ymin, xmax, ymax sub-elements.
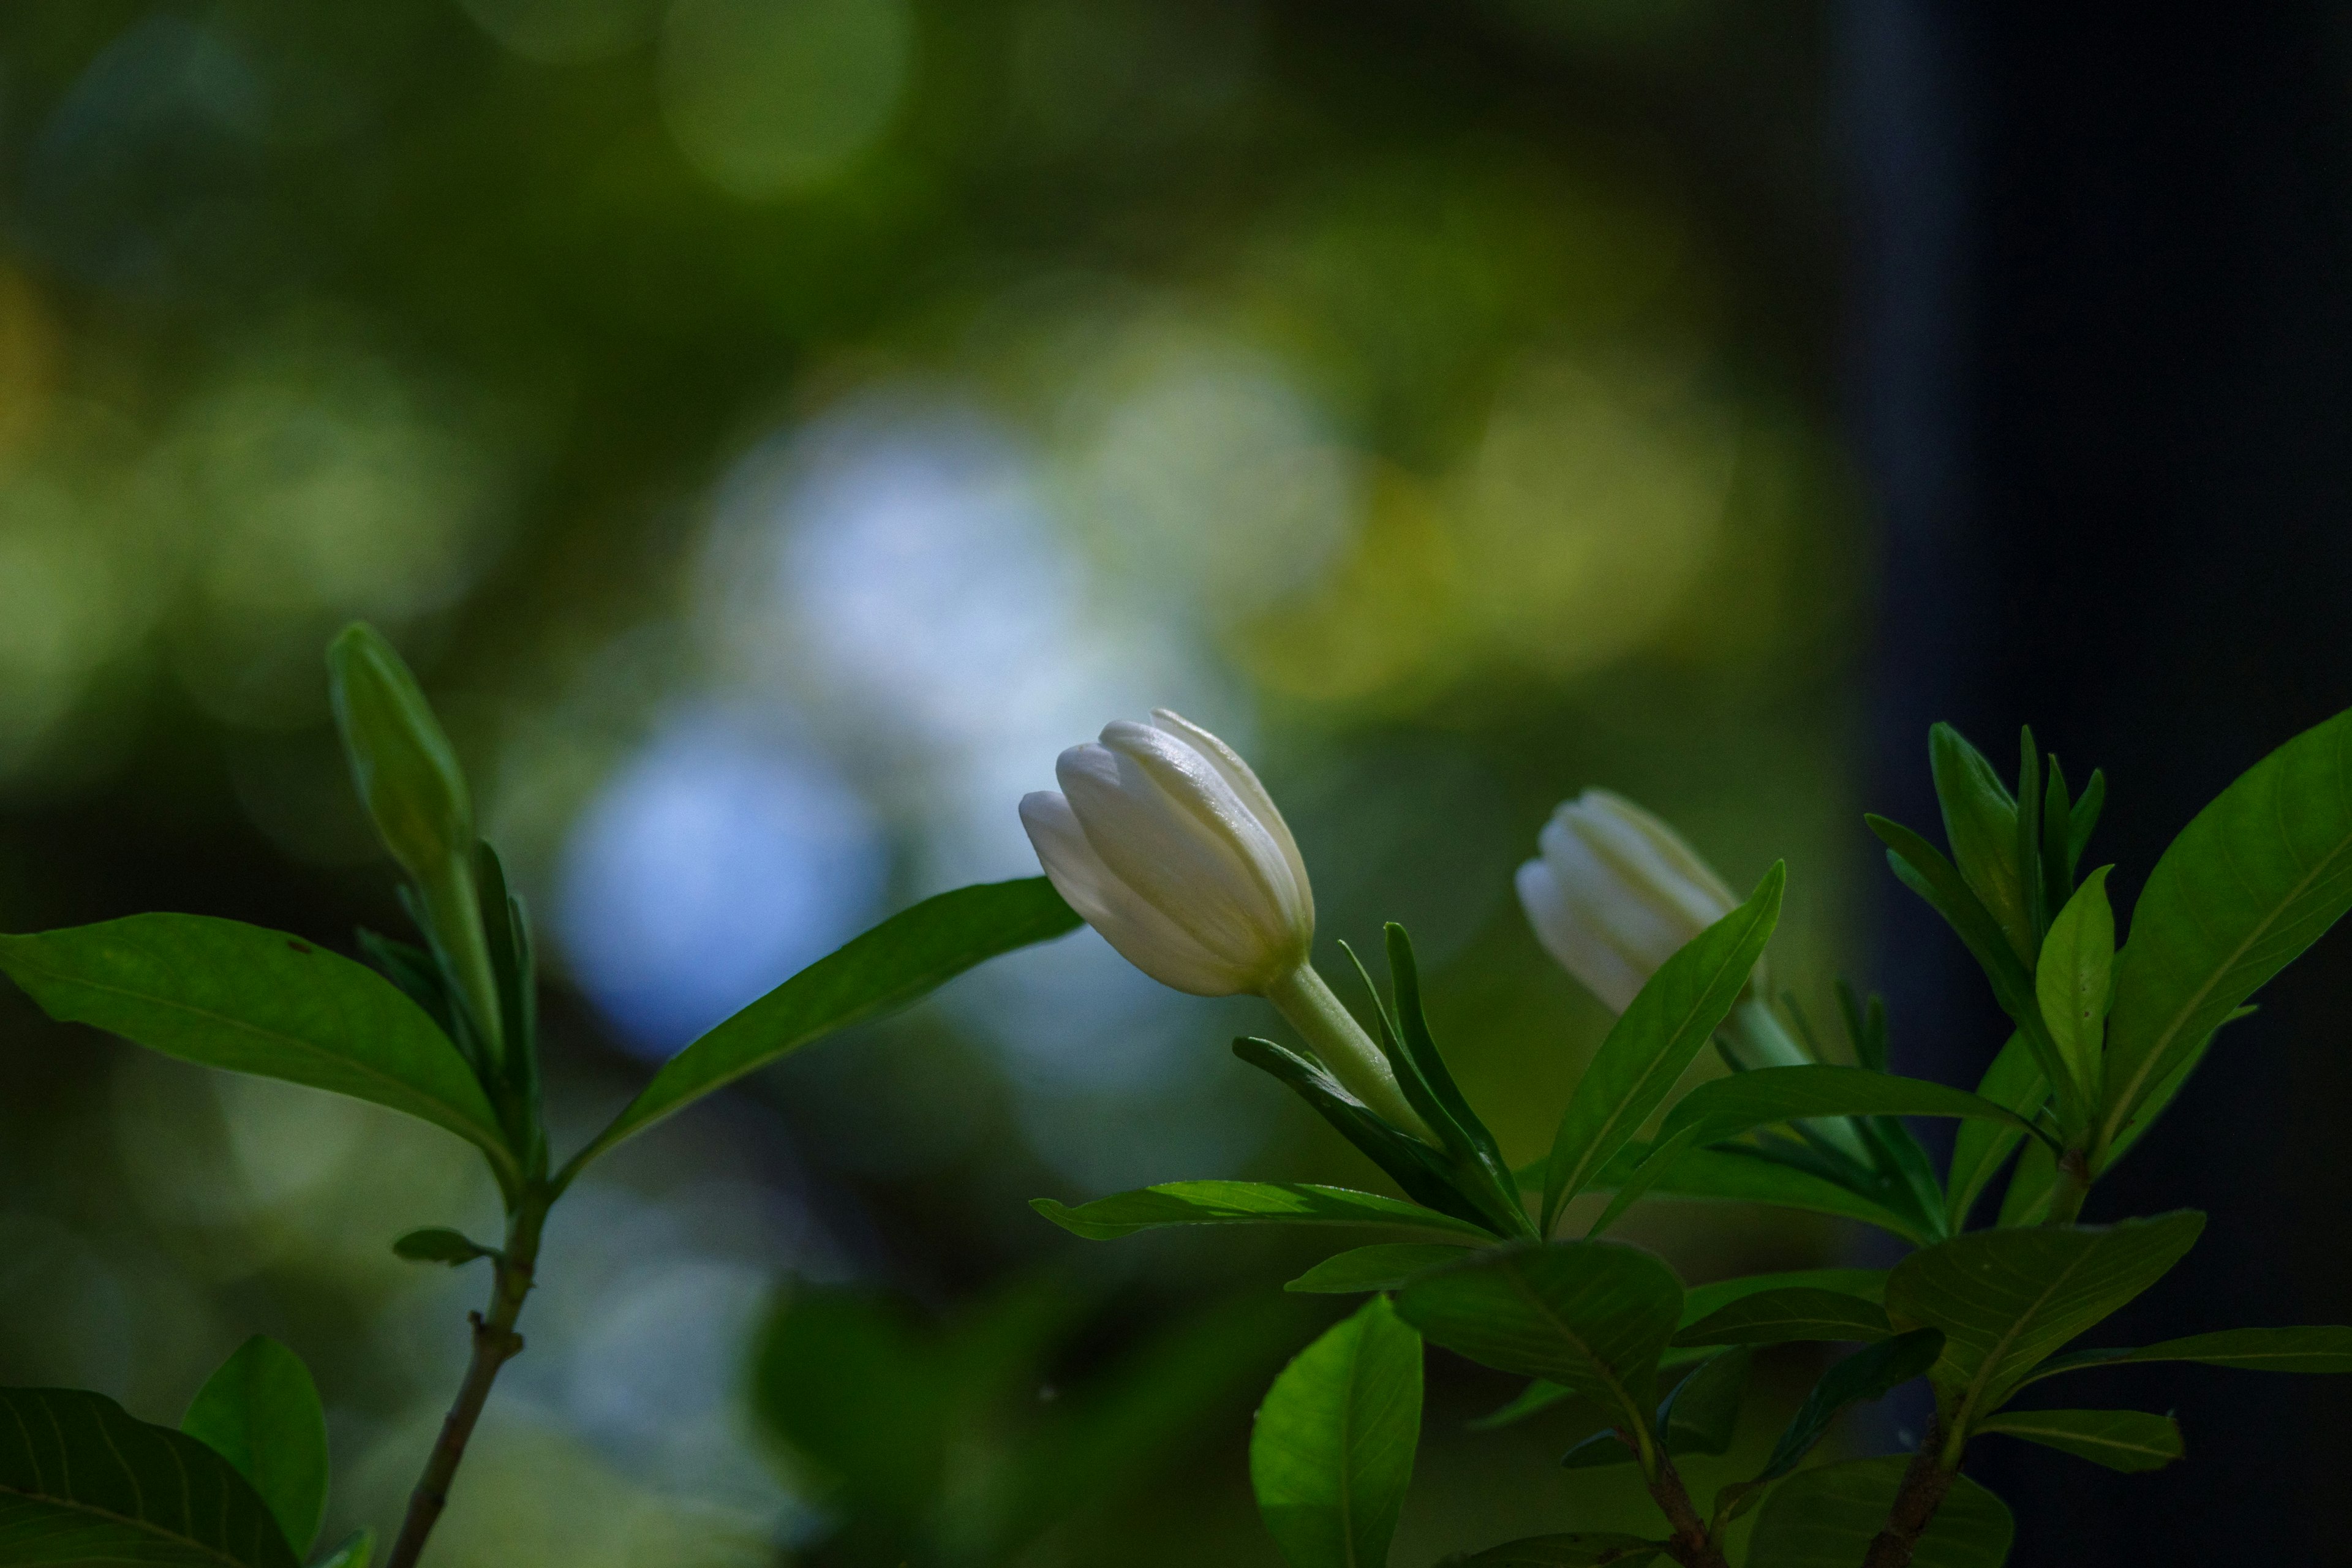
<box><xmin>1438</xmin><ymin>1534</ymin><xmax>1660</xmax><ymax>1566</ymax></box>
<box><xmin>1251</xmin><ymin>1296</ymin><xmax>1422</xmax><ymax>1568</ymax></box>
<box><xmin>2035</xmin><ymin>869</ymin><xmax>2114</xmax><ymax>1102</ymax></box>
<box><xmin>1286</xmin><ymin>1243</ymin><xmax>1480</xmax><ymax>1294</ymax></box>
<box><xmin>1673</xmin><ymin>1288</ymin><xmax>1890</xmax><ymax>1348</ymax></box>
<box><xmin>1977</xmin><ymin>1408</ymin><xmax>2180</xmax><ymax>1472</ymax></box>
<box><xmin>181</xmin><ymin>1337</ymin><xmax>330</xmax><ymax>1556</ymax></box>
<box><xmin>2023</xmin><ymin>1325</ymin><xmax>2352</xmax><ymax>1384</ymax></box>
<box><xmin>2093</xmin><ymin>1006</ymin><xmax>2252</xmax><ymax>1178</ymax></box>
<box><xmin>1930</xmin><ymin>724</ymin><xmax>2032</xmax><ymax>963</ymax></box>
<box><xmin>1885</xmin><ymin>1212</ymin><xmax>2205</xmax><ymax>1430</ymax></box>
<box><xmin>312</xmin><ymin>1529</ymin><xmax>373</xmax><ymax>1568</ymax></box>
<box><xmin>0</xmin><ymin>1386</ymin><xmax>301</xmax><ymax>1567</ymax></box>
<box><xmin>1751</xmin><ymin>1330</ymin><xmax>1942</xmax><ymax>1485</ymax></box>
<box><xmin>0</xmin><ymin>914</ymin><xmax>516</xmax><ymax>1189</ymax></box>
<box><xmin>1996</xmin><ymin>1137</ymin><xmax>2057</xmax><ymax>1228</ymax></box>
<box><xmin>1539</xmin><ymin>864</ymin><xmax>1785</xmax><ymax>1233</ymax></box>
<box><xmin>566</xmin><ymin>878</ymin><xmax>1079</xmax><ymax>1177</ymax></box>
<box><xmin>1945</xmin><ymin>1034</ymin><xmax>2045</xmax><ymax>1233</ymax></box>
<box><xmin>2101</xmin><ymin>706</ymin><xmax>2352</xmax><ymax>1149</ymax></box>
<box><xmin>1035</xmin><ymin>1182</ymin><xmax>1493</xmax><ymax>1242</ymax></box>
<box><xmin>1394</xmin><ymin>1242</ymin><xmax>1681</xmax><ymax>1425</ymax></box>
<box><xmin>1744</xmin><ymin>1456</ymin><xmax>2012</xmax><ymax>1568</ymax></box>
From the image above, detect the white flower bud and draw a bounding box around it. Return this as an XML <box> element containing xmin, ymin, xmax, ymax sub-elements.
<box><xmin>1023</xmin><ymin>711</ymin><xmax>1431</xmax><ymax>1139</ymax></box>
<box><xmin>1021</xmin><ymin>710</ymin><xmax>1313</xmax><ymax>998</ymax></box>
<box><xmin>1514</xmin><ymin>790</ymin><xmax>1764</xmax><ymax>1012</ymax></box>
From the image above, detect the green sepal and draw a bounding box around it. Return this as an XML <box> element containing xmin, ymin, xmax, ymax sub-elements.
<box><xmin>1235</xmin><ymin>1036</ymin><xmax>1507</xmax><ymax>1234</ymax></box>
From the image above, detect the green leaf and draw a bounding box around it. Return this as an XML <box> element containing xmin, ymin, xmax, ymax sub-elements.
<box><xmin>1976</xmin><ymin>1408</ymin><xmax>2181</xmax><ymax>1472</ymax></box>
<box><xmin>1376</xmin><ymin>926</ymin><xmax>1528</xmax><ymax>1236</ymax></box>
<box><xmin>1033</xmin><ymin>1182</ymin><xmax>1494</xmax><ymax>1242</ymax></box>
<box><xmin>1751</xmin><ymin>1330</ymin><xmax>1943</xmax><ymax>1485</ymax></box>
<box><xmin>1884</xmin><ymin>1212</ymin><xmax>2205</xmax><ymax>1433</ymax></box>
<box><xmin>1287</xmin><ymin>1244</ymin><xmax>1480</xmax><ymax>1294</ymax></box>
<box><xmin>1654</xmin><ymin>1066</ymin><xmax>2041</xmax><ymax>1151</ymax></box>
<box><xmin>1868</xmin><ymin>814</ymin><xmax>2075</xmax><ymax>1125</ymax></box>
<box><xmin>2023</xmin><ymin>1325</ymin><xmax>2352</xmax><ymax>1384</ymax></box>
<box><xmin>1673</xmin><ymin>1289</ymin><xmax>1891</xmax><ymax>1348</ymax></box>
<box><xmin>2035</xmin><ymin>869</ymin><xmax>2114</xmax><ymax>1103</ymax></box>
<box><xmin>1681</xmin><ymin>1268</ymin><xmax>1887</xmax><ymax>1324</ymax></box>
<box><xmin>312</xmin><ymin>1529</ymin><xmax>373</xmax><ymax>1568</ymax></box>
<box><xmin>1468</xmin><ymin>1348</ymin><xmax>1721</xmax><ymax>1433</ymax></box>
<box><xmin>1561</xmin><ymin>1348</ymin><xmax>1752</xmax><ymax>1470</ymax></box>
<box><xmin>0</xmin><ymin>1385</ymin><xmax>301</xmax><ymax>1567</ymax></box>
<box><xmin>2101</xmin><ymin>706</ymin><xmax>2352</xmax><ymax>1150</ymax></box>
<box><xmin>181</xmin><ymin>1338</ymin><xmax>330</xmax><ymax>1556</ymax></box>
<box><xmin>391</xmin><ymin>1227</ymin><xmax>496</xmax><ymax>1266</ymax></box>
<box><xmin>0</xmin><ymin>914</ymin><xmax>517</xmax><ymax>1192</ymax></box>
<box><xmin>1251</xmin><ymin>1296</ymin><xmax>1422</xmax><ymax>1568</ymax></box>
<box><xmin>1996</xmin><ymin>1137</ymin><xmax>2057</xmax><ymax>1228</ymax></box>
<box><xmin>1743</xmin><ymin>1456</ymin><xmax>2012</xmax><ymax>1568</ymax></box>
<box><xmin>2068</xmin><ymin>770</ymin><xmax>2107</xmax><ymax>873</ymax></box>
<box><xmin>1438</xmin><ymin>1534</ymin><xmax>1660</xmax><ymax>1566</ymax></box>
<box><xmin>1393</xmin><ymin>1242</ymin><xmax>1681</xmax><ymax>1427</ymax></box>
<box><xmin>2094</xmin><ymin>1006</ymin><xmax>2252</xmax><ymax>1178</ymax></box>
<box><xmin>1586</xmin><ymin>1144</ymin><xmax>1932</xmax><ymax>1245</ymax></box>
<box><xmin>564</xmin><ymin>878</ymin><xmax>1079</xmax><ymax>1178</ymax></box>
<box><xmin>1539</xmin><ymin>864</ymin><xmax>1786</xmax><ymax>1233</ymax></box>
<box><xmin>1930</xmin><ymin>723</ymin><xmax>2032</xmax><ymax>963</ymax></box>
<box><xmin>1945</xmin><ymin>1034</ymin><xmax>2045</xmax><ymax>1233</ymax></box>
<box><xmin>1237</xmin><ymin>1035</ymin><xmax>1507</xmax><ymax>1234</ymax></box>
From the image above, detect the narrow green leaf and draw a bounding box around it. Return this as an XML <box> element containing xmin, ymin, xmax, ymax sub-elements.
<box><xmin>1945</xmin><ymin>1033</ymin><xmax>2045</xmax><ymax>1233</ymax></box>
<box><xmin>1743</xmin><ymin>1456</ymin><xmax>2012</xmax><ymax>1568</ymax></box>
<box><xmin>2068</xmin><ymin>770</ymin><xmax>2106</xmax><ymax>874</ymax></box>
<box><xmin>2035</xmin><ymin>868</ymin><xmax>2114</xmax><ymax>1104</ymax></box>
<box><xmin>1033</xmin><ymin>1182</ymin><xmax>1494</xmax><ymax>1242</ymax></box>
<box><xmin>1251</xmin><ymin>1297</ymin><xmax>1422</xmax><ymax>1568</ymax></box>
<box><xmin>1751</xmin><ymin>1330</ymin><xmax>1943</xmax><ymax>1485</ymax></box>
<box><xmin>1673</xmin><ymin>1289</ymin><xmax>1890</xmax><ymax>1348</ymax></box>
<box><xmin>1585</xmin><ymin>1143</ymin><xmax>1932</xmax><ymax>1245</ymax></box>
<box><xmin>1585</xmin><ymin>1123</ymin><xmax>1706</xmax><ymax>1241</ymax></box>
<box><xmin>1238</xmin><ymin>1035</ymin><xmax>1509</xmax><ymax>1234</ymax></box>
<box><xmin>1287</xmin><ymin>1244</ymin><xmax>1480</xmax><ymax>1294</ymax></box>
<box><xmin>312</xmin><ymin>1529</ymin><xmax>373</xmax><ymax>1568</ymax></box>
<box><xmin>2024</xmin><ymin>1325</ymin><xmax>2352</xmax><ymax>1384</ymax></box>
<box><xmin>1540</xmin><ymin>865</ymin><xmax>1786</xmax><ymax>1233</ymax></box>
<box><xmin>2016</xmin><ymin>730</ymin><xmax>2048</xmax><ymax>946</ymax></box>
<box><xmin>2101</xmin><ymin>706</ymin><xmax>2352</xmax><ymax>1149</ymax></box>
<box><xmin>1977</xmin><ymin>1408</ymin><xmax>2180</xmax><ymax>1472</ymax></box>
<box><xmin>2094</xmin><ymin>1007</ymin><xmax>2253</xmax><ymax>1178</ymax></box>
<box><xmin>566</xmin><ymin>878</ymin><xmax>1079</xmax><ymax>1178</ymax></box>
<box><xmin>1930</xmin><ymin>723</ymin><xmax>2032</xmax><ymax>963</ymax></box>
<box><xmin>1654</xmin><ymin>1065</ymin><xmax>2041</xmax><ymax>1151</ymax></box>
<box><xmin>391</xmin><ymin>1227</ymin><xmax>496</xmax><ymax>1267</ymax></box>
<box><xmin>2040</xmin><ymin>758</ymin><xmax>2076</xmax><ymax>917</ymax></box>
<box><xmin>1394</xmin><ymin>1242</ymin><xmax>1681</xmax><ymax>1427</ymax></box>
<box><xmin>1381</xmin><ymin>925</ymin><xmax>1523</xmax><ymax>1231</ymax></box>
<box><xmin>0</xmin><ymin>914</ymin><xmax>516</xmax><ymax>1189</ymax></box>
<box><xmin>0</xmin><ymin>1386</ymin><xmax>301</xmax><ymax>1567</ymax></box>
<box><xmin>1884</xmin><ymin>1212</ymin><xmax>2205</xmax><ymax>1431</ymax></box>
<box><xmin>1995</xmin><ymin>1137</ymin><xmax>2057</xmax><ymax>1227</ymax></box>
<box><xmin>1468</xmin><ymin>1348</ymin><xmax>1719</xmax><ymax>1433</ymax></box>
<box><xmin>1438</xmin><ymin>1534</ymin><xmax>1661</xmax><ymax>1566</ymax></box>
<box><xmin>181</xmin><ymin>1338</ymin><xmax>330</xmax><ymax>1556</ymax></box>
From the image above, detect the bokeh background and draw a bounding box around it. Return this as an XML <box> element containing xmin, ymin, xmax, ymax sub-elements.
<box><xmin>0</xmin><ymin>3</ymin><xmax>2345</xmax><ymax>1565</ymax></box>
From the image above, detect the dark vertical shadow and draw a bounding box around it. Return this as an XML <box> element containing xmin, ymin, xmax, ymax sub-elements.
<box><xmin>1846</xmin><ymin>3</ymin><xmax>2352</xmax><ymax>1562</ymax></box>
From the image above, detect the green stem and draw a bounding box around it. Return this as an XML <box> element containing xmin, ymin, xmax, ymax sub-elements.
<box><xmin>2043</xmin><ymin>1148</ymin><xmax>2092</xmax><ymax>1226</ymax></box>
<box><xmin>1719</xmin><ymin>1000</ymin><xmax>1872</xmax><ymax>1162</ymax></box>
<box><xmin>382</xmin><ymin>1190</ymin><xmax>547</xmax><ymax>1568</ymax></box>
<box><xmin>1264</xmin><ymin>964</ymin><xmax>1436</xmax><ymax>1142</ymax></box>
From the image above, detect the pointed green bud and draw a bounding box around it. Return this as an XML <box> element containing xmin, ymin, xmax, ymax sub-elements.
<box><xmin>327</xmin><ymin>624</ymin><xmax>474</xmax><ymax>884</ymax></box>
<box><xmin>326</xmin><ymin>623</ymin><xmax>504</xmax><ymax>1067</ymax></box>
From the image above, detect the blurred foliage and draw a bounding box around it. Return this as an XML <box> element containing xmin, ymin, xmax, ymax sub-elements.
<box><xmin>0</xmin><ymin>0</ymin><xmax>1860</xmax><ymax>1561</ymax></box>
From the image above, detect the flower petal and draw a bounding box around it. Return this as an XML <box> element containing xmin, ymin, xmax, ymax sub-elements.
<box><xmin>1020</xmin><ymin>790</ymin><xmax>1246</xmax><ymax>995</ymax></box>
<box><xmin>1149</xmin><ymin>709</ymin><xmax>1313</xmax><ymax>926</ymax></box>
<box><xmin>1516</xmin><ymin>854</ymin><xmax>1644</xmax><ymax>1012</ymax></box>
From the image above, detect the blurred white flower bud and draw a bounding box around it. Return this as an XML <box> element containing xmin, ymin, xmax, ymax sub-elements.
<box><xmin>1515</xmin><ymin>790</ymin><xmax>1763</xmax><ymax>1012</ymax></box>
<box><xmin>1022</xmin><ymin>711</ymin><xmax>1431</xmax><ymax>1140</ymax></box>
